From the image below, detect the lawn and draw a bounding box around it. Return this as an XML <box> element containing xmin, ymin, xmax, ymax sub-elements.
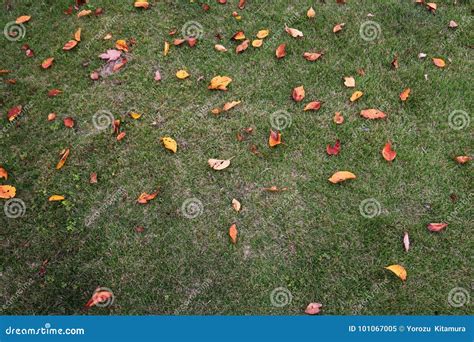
<box><xmin>1</xmin><ymin>0</ymin><xmax>473</xmax><ymax>315</ymax></box>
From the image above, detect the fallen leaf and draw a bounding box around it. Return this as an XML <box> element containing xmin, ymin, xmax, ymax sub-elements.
<box><xmin>63</xmin><ymin>40</ymin><xmax>78</xmax><ymax>51</ymax></box>
<box><xmin>333</xmin><ymin>112</ymin><xmax>344</xmax><ymax>124</ymax></box>
<box><xmin>115</xmin><ymin>39</ymin><xmax>129</xmax><ymax>52</ymax></box>
<box><xmin>63</xmin><ymin>117</ymin><xmax>75</xmax><ymax>128</ymax></box>
<box><xmin>0</xmin><ymin>167</ymin><xmax>7</xmax><ymax>180</ymax></box>
<box><xmin>208</xmin><ymin>158</ymin><xmax>231</xmax><ymax>170</ymax></box>
<box><xmin>116</xmin><ymin>131</ymin><xmax>126</xmax><ymax>141</ymax></box>
<box><xmin>344</xmin><ymin>76</ymin><xmax>355</xmax><ymax>88</ymax></box>
<box><xmin>268</xmin><ymin>130</ymin><xmax>282</xmax><ymax>147</ymax></box>
<box><xmin>449</xmin><ymin>20</ymin><xmax>458</xmax><ymax>29</ymax></box>
<box><xmin>232</xmin><ymin>198</ymin><xmax>241</xmax><ymax>212</ymax></box>
<box><xmin>382</xmin><ymin>142</ymin><xmax>396</xmax><ymax>161</ymax></box>
<box><xmin>252</xmin><ymin>39</ymin><xmax>263</xmax><ymax>48</ymax></box>
<box><xmin>163</xmin><ymin>41</ymin><xmax>170</xmax><ymax>56</ymax></box>
<box><xmin>426</xmin><ymin>2</ymin><xmax>437</xmax><ymax>12</ymax></box>
<box><xmin>391</xmin><ymin>55</ymin><xmax>399</xmax><ymax>69</ymax></box>
<box><xmin>333</xmin><ymin>23</ymin><xmax>345</xmax><ymax>33</ymax></box>
<box><xmin>47</xmin><ymin>113</ymin><xmax>56</xmax><ymax>121</ymax></box>
<box><xmin>48</xmin><ymin>89</ymin><xmax>62</xmax><ymax>97</ymax></box>
<box><xmin>176</xmin><ymin>70</ymin><xmax>190</xmax><ymax>79</ymax></box>
<box><xmin>137</xmin><ymin>190</ymin><xmax>159</xmax><ymax>204</ymax></box>
<box><xmin>231</xmin><ymin>31</ymin><xmax>246</xmax><ymax>40</ymax></box>
<box><xmin>134</xmin><ymin>225</ymin><xmax>145</xmax><ymax>233</ymax></box>
<box><xmin>134</xmin><ymin>1</ymin><xmax>150</xmax><ymax>9</ymax></box>
<box><xmin>84</xmin><ymin>288</ymin><xmax>113</xmax><ymax>308</ymax></box>
<box><xmin>214</xmin><ymin>44</ymin><xmax>227</xmax><ymax>52</ymax></box>
<box><xmin>350</xmin><ymin>91</ymin><xmax>363</xmax><ymax>102</ymax></box>
<box><xmin>400</xmin><ymin>88</ymin><xmax>411</xmax><ymax>101</ymax></box>
<box><xmin>305</xmin><ymin>302</ymin><xmax>322</xmax><ymax>315</ymax></box>
<box><xmin>7</xmin><ymin>105</ymin><xmax>22</xmax><ymax>122</ymax></box>
<box><xmin>385</xmin><ymin>264</ymin><xmax>407</xmax><ymax>281</ymax></box>
<box><xmin>229</xmin><ymin>224</ymin><xmax>238</xmax><ymax>244</ymax></box>
<box><xmin>292</xmin><ymin>85</ymin><xmax>305</xmax><ymax>102</ymax></box>
<box><xmin>223</xmin><ymin>100</ymin><xmax>241</xmax><ymax>112</ymax></box>
<box><xmin>56</xmin><ymin>148</ymin><xmax>70</xmax><ymax>170</ymax></box>
<box><xmin>432</xmin><ymin>58</ymin><xmax>446</xmax><ymax>68</ymax></box>
<box><xmin>403</xmin><ymin>232</ymin><xmax>410</xmax><ymax>252</ymax></box>
<box><xmin>208</xmin><ymin>76</ymin><xmax>232</xmax><ymax>91</ymax></box>
<box><xmin>275</xmin><ymin>43</ymin><xmax>286</xmax><ymax>59</ymax></box>
<box><xmin>454</xmin><ymin>156</ymin><xmax>472</xmax><ymax>164</ymax></box>
<box><xmin>48</xmin><ymin>195</ymin><xmax>65</xmax><ymax>202</ymax></box>
<box><xmin>74</xmin><ymin>28</ymin><xmax>82</xmax><ymax>41</ymax></box>
<box><xmin>161</xmin><ymin>137</ymin><xmax>177</xmax><ymax>153</ymax></box>
<box><xmin>41</xmin><ymin>57</ymin><xmax>54</xmax><ymax>69</ymax></box>
<box><xmin>328</xmin><ymin>171</ymin><xmax>356</xmax><ymax>184</ymax></box>
<box><xmin>0</xmin><ymin>185</ymin><xmax>16</xmax><ymax>199</ymax></box>
<box><xmin>307</xmin><ymin>7</ymin><xmax>316</xmax><ymax>18</ymax></box>
<box><xmin>304</xmin><ymin>101</ymin><xmax>321</xmax><ymax>111</ymax></box>
<box><xmin>99</xmin><ymin>49</ymin><xmax>122</xmax><ymax>61</ymax></box>
<box><xmin>262</xmin><ymin>186</ymin><xmax>288</xmax><ymax>192</ymax></box>
<box><xmin>187</xmin><ymin>37</ymin><xmax>197</xmax><ymax>47</ymax></box>
<box><xmin>103</xmin><ymin>33</ymin><xmax>112</xmax><ymax>40</ymax></box>
<box><xmin>256</xmin><ymin>29</ymin><xmax>269</xmax><ymax>39</ymax></box>
<box><xmin>154</xmin><ymin>70</ymin><xmax>161</xmax><ymax>82</ymax></box>
<box><xmin>418</xmin><ymin>52</ymin><xmax>427</xmax><ymax>59</ymax></box>
<box><xmin>360</xmin><ymin>109</ymin><xmax>386</xmax><ymax>119</ymax></box>
<box><xmin>285</xmin><ymin>25</ymin><xmax>303</xmax><ymax>38</ymax></box>
<box><xmin>427</xmin><ymin>223</ymin><xmax>448</xmax><ymax>232</ymax></box>
<box><xmin>236</xmin><ymin>39</ymin><xmax>250</xmax><ymax>53</ymax></box>
<box><xmin>90</xmin><ymin>172</ymin><xmax>98</xmax><ymax>184</ymax></box>
<box><xmin>303</xmin><ymin>52</ymin><xmax>323</xmax><ymax>61</ymax></box>
<box><xmin>90</xmin><ymin>71</ymin><xmax>100</xmax><ymax>80</ymax></box>
<box><xmin>77</xmin><ymin>9</ymin><xmax>92</xmax><ymax>18</ymax></box>
<box><xmin>16</xmin><ymin>15</ymin><xmax>31</xmax><ymax>24</ymax></box>
<box><xmin>326</xmin><ymin>139</ymin><xmax>341</xmax><ymax>156</ymax></box>
<box><xmin>130</xmin><ymin>112</ymin><xmax>142</xmax><ymax>120</ymax></box>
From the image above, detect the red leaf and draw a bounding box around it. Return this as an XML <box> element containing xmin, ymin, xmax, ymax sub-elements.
<box><xmin>382</xmin><ymin>142</ymin><xmax>396</xmax><ymax>161</ymax></box>
<box><xmin>427</xmin><ymin>223</ymin><xmax>448</xmax><ymax>232</ymax></box>
<box><xmin>63</xmin><ymin>117</ymin><xmax>75</xmax><ymax>128</ymax></box>
<box><xmin>326</xmin><ymin>139</ymin><xmax>341</xmax><ymax>156</ymax></box>
<box><xmin>48</xmin><ymin>89</ymin><xmax>62</xmax><ymax>97</ymax></box>
<box><xmin>7</xmin><ymin>105</ymin><xmax>22</xmax><ymax>122</ymax></box>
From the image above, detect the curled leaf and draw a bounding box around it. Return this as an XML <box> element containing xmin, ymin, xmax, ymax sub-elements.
<box><xmin>16</xmin><ymin>15</ymin><xmax>31</xmax><ymax>24</ymax></box>
<box><xmin>41</xmin><ymin>57</ymin><xmax>54</xmax><ymax>69</ymax></box>
<box><xmin>307</xmin><ymin>7</ymin><xmax>316</xmax><ymax>19</ymax></box>
<box><xmin>285</xmin><ymin>25</ymin><xmax>303</xmax><ymax>38</ymax></box>
<box><xmin>350</xmin><ymin>91</ymin><xmax>363</xmax><ymax>102</ymax></box>
<box><xmin>236</xmin><ymin>39</ymin><xmax>250</xmax><ymax>53</ymax></box>
<box><xmin>137</xmin><ymin>189</ymin><xmax>159</xmax><ymax>204</ymax></box>
<box><xmin>229</xmin><ymin>223</ymin><xmax>238</xmax><ymax>244</ymax></box>
<box><xmin>252</xmin><ymin>39</ymin><xmax>263</xmax><ymax>48</ymax></box>
<box><xmin>256</xmin><ymin>29</ymin><xmax>269</xmax><ymax>39</ymax></box>
<box><xmin>62</xmin><ymin>40</ymin><xmax>78</xmax><ymax>51</ymax></box>
<box><xmin>161</xmin><ymin>137</ymin><xmax>177</xmax><ymax>153</ymax></box>
<box><xmin>382</xmin><ymin>142</ymin><xmax>396</xmax><ymax>161</ymax></box>
<box><xmin>56</xmin><ymin>148</ymin><xmax>70</xmax><ymax>170</ymax></box>
<box><xmin>385</xmin><ymin>264</ymin><xmax>407</xmax><ymax>281</ymax></box>
<box><xmin>0</xmin><ymin>185</ymin><xmax>16</xmax><ymax>199</ymax></box>
<box><xmin>400</xmin><ymin>88</ymin><xmax>411</xmax><ymax>101</ymax></box>
<box><xmin>403</xmin><ymin>232</ymin><xmax>410</xmax><ymax>252</ymax></box>
<box><xmin>232</xmin><ymin>198</ymin><xmax>241</xmax><ymax>212</ymax></box>
<box><xmin>333</xmin><ymin>112</ymin><xmax>344</xmax><ymax>124</ymax></box>
<box><xmin>304</xmin><ymin>101</ymin><xmax>321</xmax><ymax>111</ymax></box>
<box><xmin>326</xmin><ymin>139</ymin><xmax>341</xmax><ymax>156</ymax></box>
<box><xmin>333</xmin><ymin>23</ymin><xmax>345</xmax><ymax>33</ymax></box>
<box><xmin>214</xmin><ymin>44</ymin><xmax>227</xmax><ymax>52</ymax></box>
<box><xmin>208</xmin><ymin>76</ymin><xmax>232</xmax><ymax>91</ymax></box>
<box><xmin>74</xmin><ymin>28</ymin><xmax>82</xmax><ymax>42</ymax></box>
<box><xmin>7</xmin><ymin>105</ymin><xmax>22</xmax><ymax>122</ymax></box>
<box><xmin>176</xmin><ymin>69</ymin><xmax>190</xmax><ymax>79</ymax></box>
<box><xmin>454</xmin><ymin>156</ymin><xmax>472</xmax><ymax>164</ymax></box>
<box><xmin>208</xmin><ymin>158</ymin><xmax>231</xmax><ymax>170</ymax></box>
<box><xmin>268</xmin><ymin>130</ymin><xmax>282</xmax><ymax>147</ymax></box>
<box><xmin>63</xmin><ymin>117</ymin><xmax>75</xmax><ymax>128</ymax></box>
<box><xmin>328</xmin><ymin>171</ymin><xmax>356</xmax><ymax>184</ymax></box>
<box><xmin>303</xmin><ymin>52</ymin><xmax>323</xmax><ymax>61</ymax></box>
<box><xmin>360</xmin><ymin>109</ymin><xmax>386</xmax><ymax>119</ymax></box>
<box><xmin>292</xmin><ymin>85</ymin><xmax>305</xmax><ymax>102</ymax></box>
<box><xmin>115</xmin><ymin>39</ymin><xmax>129</xmax><ymax>52</ymax></box>
<box><xmin>49</xmin><ymin>195</ymin><xmax>65</xmax><ymax>202</ymax></box>
<box><xmin>305</xmin><ymin>302</ymin><xmax>322</xmax><ymax>315</ymax></box>
<box><xmin>0</xmin><ymin>167</ymin><xmax>7</xmax><ymax>180</ymax></box>
<box><xmin>84</xmin><ymin>288</ymin><xmax>113</xmax><ymax>308</ymax></box>
<box><xmin>275</xmin><ymin>43</ymin><xmax>286</xmax><ymax>59</ymax></box>
<box><xmin>343</xmin><ymin>76</ymin><xmax>355</xmax><ymax>88</ymax></box>
<box><xmin>427</xmin><ymin>223</ymin><xmax>448</xmax><ymax>232</ymax></box>
<box><xmin>432</xmin><ymin>58</ymin><xmax>446</xmax><ymax>68</ymax></box>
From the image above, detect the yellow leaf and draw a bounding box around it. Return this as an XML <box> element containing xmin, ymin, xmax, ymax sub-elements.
<box><xmin>328</xmin><ymin>171</ymin><xmax>356</xmax><ymax>184</ymax></box>
<box><xmin>350</xmin><ymin>91</ymin><xmax>363</xmax><ymax>102</ymax></box>
<box><xmin>208</xmin><ymin>76</ymin><xmax>232</xmax><ymax>91</ymax></box>
<box><xmin>163</xmin><ymin>41</ymin><xmax>170</xmax><ymax>56</ymax></box>
<box><xmin>130</xmin><ymin>112</ymin><xmax>142</xmax><ymax>120</ymax></box>
<box><xmin>256</xmin><ymin>29</ymin><xmax>269</xmax><ymax>39</ymax></box>
<box><xmin>56</xmin><ymin>148</ymin><xmax>70</xmax><ymax>170</ymax></box>
<box><xmin>223</xmin><ymin>100</ymin><xmax>241</xmax><ymax>112</ymax></box>
<box><xmin>176</xmin><ymin>70</ymin><xmax>190</xmax><ymax>79</ymax></box>
<box><xmin>214</xmin><ymin>44</ymin><xmax>227</xmax><ymax>52</ymax></box>
<box><xmin>252</xmin><ymin>39</ymin><xmax>263</xmax><ymax>48</ymax></box>
<box><xmin>49</xmin><ymin>195</ymin><xmax>65</xmax><ymax>202</ymax></box>
<box><xmin>208</xmin><ymin>158</ymin><xmax>231</xmax><ymax>170</ymax></box>
<box><xmin>385</xmin><ymin>264</ymin><xmax>407</xmax><ymax>281</ymax></box>
<box><xmin>0</xmin><ymin>185</ymin><xmax>16</xmax><ymax>199</ymax></box>
<box><xmin>74</xmin><ymin>28</ymin><xmax>82</xmax><ymax>42</ymax></box>
<box><xmin>161</xmin><ymin>137</ymin><xmax>177</xmax><ymax>153</ymax></box>
<box><xmin>115</xmin><ymin>39</ymin><xmax>129</xmax><ymax>52</ymax></box>
<box><xmin>232</xmin><ymin>199</ymin><xmax>241</xmax><ymax>212</ymax></box>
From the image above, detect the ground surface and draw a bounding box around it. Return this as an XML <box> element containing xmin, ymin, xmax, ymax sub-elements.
<box><xmin>1</xmin><ymin>0</ymin><xmax>473</xmax><ymax>315</ymax></box>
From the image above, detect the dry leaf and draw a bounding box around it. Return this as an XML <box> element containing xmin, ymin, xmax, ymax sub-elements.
<box><xmin>41</xmin><ymin>57</ymin><xmax>54</xmax><ymax>69</ymax></box>
<box><xmin>304</xmin><ymin>101</ymin><xmax>321</xmax><ymax>111</ymax></box>
<box><xmin>328</xmin><ymin>171</ymin><xmax>356</xmax><ymax>184</ymax></box>
<box><xmin>137</xmin><ymin>190</ymin><xmax>159</xmax><ymax>204</ymax></box>
<box><xmin>262</xmin><ymin>186</ymin><xmax>288</xmax><ymax>192</ymax></box>
<box><xmin>333</xmin><ymin>112</ymin><xmax>344</xmax><ymax>124</ymax></box>
<box><xmin>432</xmin><ymin>58</ymin><xmax>446</xmax><ymax>68</ymax></box>
<box><xmin>47</xmin><ymin>113</ymin><xmax>56</xmax><ymax>121</ymax></box>
<box><xmin>63</xmin><ymin>117</ymin><xmax>75</xmax><ymax>128</ymax></box>
<box><xmin>231</xmin><ymin>31</ymin><xmax>246</xmax><ymax>40</ymax></box>
<box><xmin>284</xmin><ymin>25</ymin><xmax>303</xmax><ymax>38</ymax></box>
<box><xmin>223</xmin><ymin>100</ymin><xmax>241</xmax><ymax>112</ymax></box>
<box><xmin>229</xmin><ymin>224</ymin><xmax>238</xmax><ymax>244</ymax></box>
<box><xmin>236</xmin><ymin>39</ymin><xmax>250</xmax><ymax>53</ymax></box>
<box><xmin>268</xmin><ymin>130</ymin><xmax>282</xmax><ymax>147</ymax></box>
<box><xmin>252</xmin><ymin>39</ymin><xmax>263</xmax><ymax>48</ymax></box>
<box><xmin>344</xmin><ymin>76</ymin><xmax>355</xmax><ymax>88</ymax></box>
<box><xmin>90</xmin><ymin>172</ymin><xmax>98</xmax><ymax>184</ymax></box>
<box><xmin>176</xmin><ymin>70</ymin><xmax>190</xmax><ymax>79</ymax></box>
<box><xmin>0</xmin><ymin>167</ymin><xmax>7</xmax><ymax>180</ymax></box>
<box><xmin>326</xmin><ymin>139</ymin><xmax>341</xmax><ymax>156</ymax></box>
<box><xmin>56</xmin><ymin>149</ymin><xmax>70</xmax><ymax>170</ymax></box>
<box><xmin>77</xmin><ymin>9</ymin><xmax>92</xmax><ymax>18</ymax></box>
<box><xmin>360</xmin><ymin>109</ymin><xmax>386</xmax><ymax>119</ymax></box>
<box><xmin>48</xmin><ymin>195</ymin><xmax>65</xmax><ymax>202</ymax></box>
<box><xmin>292</xmin><ymin>85</ymin><xmax>305</xmax><ymax>102</ymax></box>
<box><xmin>256</xmin><ymin>29</ymin><xmax>269</xmax><ymax>39</ymax></box>
<box><xmin>333</xmin><ymin>23</ymin><xmax>345</xmax><ymax>33</ymax></box>
<box><xmin>74</xmin><ymin>28</ymin><xmax>82</xmax><ymax>42</ymax></box>
<box><xmin>48</xmin><ymin>89</ymin><xmax>62</xmax><ymax>97</ymax></box>
<box><xmin>99</xmin><ymin>49</ymin><xmax>122</xmax><ymax>61</ymax></box>
<box><xmin>350</xmin><ymin>91</ymin><xmax>363</xmax><ymax>102</ymax></box>
<box><xmin>307</xmin><ymin>7</ymin><xmax>316</xmax><ymax>18</ymax></box>
<box><xmin>208</xmin><ymin>158</ymin><xmax>231</xmax><ymax>170</ymax></box>
<box><xmin>305</xmin><ymin>302</ymin><xmax>322</xmax><ymax>315</ymax></box>
<box><xmin>403</xmin><ymin>232</ymin><xmax>410</xmax><ymax>252</ymax></box>
<box><xmin>400</xmin><ymin>88</ymin><xmax>411</xmax><ymax>101</ymax></box>
<box><xmin>385</xmin><ymin>264</ymin><xmax>407</xmax><ymax>281</ymax></box>
<box><xmin>232</xmin><ymin>198</ymin><xmax>241</xmax><ymax>212</ymax></box>
<box><xmin>134</xmin><ymin>1</ymin><xmax>150</xmax><ymax>9</ymax></box>
<box><xmin>449</xmin><ymin>20</ymin><xmax>458</xmax><ymax>29</ymax></box>
<box><xmin>427</xmin><ymin>223</ymin><xmax>448</xmax><ymax>232</ymax></box>
<box><xmin>84</xmin><ymin>288</ymin><xmax>113</xmax><ymax>308</ymax></box>
<box><xmin>214</xmin><ymin>44</ymin><xmax>227</xmax><ymax>52</ymax></box>
<box><xmin>382</xmin><ymin>142</ymin><xmax>396</xmax><ymax>161</ymax></box>
<box><xmin>63</xmin><ymin>40</ymin><xmax>78</xmax><ymax>51</ymax></box>
<box><xmin>16</xmin><ymin>15</ymin><xmax>31</xmax><ymax>24</ymax></box>
<box><xmin>275</xmin><ymin>43</ymin><xmax>286</xmax><ymax>59</ymax></box>
<box><xmin>163</xmin><ymin>41</ymin><xmax>170</xmax><ymax>56</ymax></box>
<box><xmin>7</xmin><ymin>105</ymin><xmax>22</xmax><ymax>122</ymax></box>
<box><xmin>0</xmin><ymin>185</ymin><xmax>16</xmax><ymax>199</ymax></box>
<box><xmin>391</xmin><ymin>55</ymin><xmax>399</xmax><ymax>69</ymax></box>
<box><xmin>161</xmin><ymin>137</ymin><xmax>177</xmax><ymax>153</ymax></box>
<box><xmin>426</xmin><ymin>2</ymin><xmax>437</xmax><ymax>11</ymax></box>
<box><xmin>116</xmin><ymin>131</ymin><xmax>126</xmax><ymax>141</ymax></box>
<box><xmin>115</xmin><ymin>39</ymin><xmax>129</xmax><ymax>52</ymax></box>
<box><xmin>130</xmin><ymin>112</ymin><xmax>142</xmax><ymax>120</ymax></box>
<box><xmin>454</xmin><ymin>156</ymin><xmax>472</xmax><ymax>164</ymax></box>
<box><xmin>303</xmin><ymin>52</ymin><xmax>323</xmax><ymax>61</ymax></box>
<box><xmin>208</xmin><ymin>76</ymin><xmax>232</xmax><ymax>91</ymax></box>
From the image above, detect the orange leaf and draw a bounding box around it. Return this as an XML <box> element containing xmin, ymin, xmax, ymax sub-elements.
<box><xmin>382</xmin><ymin>142</ymin><xmax>396</xmax><ymax>161</ymax></box>
<box><xmin>262</xmin><ymin>186</ymin><xmax>288</xmax><ymax>192</ymax></box>
<box><xmin>48</xmin><ymin>89</ymin><xmax>62</xmax><ymax>97</ymax></box>
<box><xmin>208</xmin><ymin>76</ymin><xmax>232</xmax><ymax>91</ymax></box>
<box><xmin>328</xmin><ymin>171</ymin><xmax>356</xmax><ymax>184</ymax></box>
<box><xmin>350</xmin><ymin>91</ymin><xmax>363</xmax><ymax>102</ymax></box>
<box><xmin>137</xmin><ymin>189</ymin><xmax>159</xmax><ymax>204</ymax></box>
<box><xmin>275</xmin><ymin>43</ymin><xmax>286</xmax><ymax>59</ymax></box>
<box><xmin>84</xmin><ymin>288</ymin><xmax>113</xmax><ymax>308</ymax></box>
<box><xmin>426</xmin><ymin>2</ymin><xmax>437</xmax><ymax>11</ymax></box>
<box><xmin>0</xmin><ymin>185</ymin><xmax>16</xmax><ymax>199</ymax></box>
<box><xmin>454</xmin><ymin>156</ymin><xmax>472</xmax><ymax>164</ymax></box>
<box><xmin>77</xmin><ymin>9</ymin><xmax>92</xmax><ymax>18</ymax></box>
<box><xmin>134</xmin><ymin>1</ymin><xmax>150</xmax><ymax>9</ymax></box>
<box><xmin>47</xmin><ymin>113</ymin><xmax>56</xmax><ymax>121</ymax></box>
<box><xmin>303</xmin><ymin>52</ymin><xmax>323</xmax><ymax>61</ymax></box>
<box><xmin>48</xmin><ymin>195</ymin><xmax>65</xmax><ymax>202</ymax></box>
<box><xmin>0</xmin><ymin>167</ymin><xmax>7</xmax><ymax>180</ymax></box>
<box><xmin>15</xmin><ymin>15</ymin><xmax>31</xmax><ymax>24</ymax></box>
<box><xmin>333</xmin><ymin>23</ymin><xmax>345</xmax><ymax>33</ymax></box>
<box><xmin>62</xmin><ymin>40</ymin><xmax>78</xmax><ymax>51</ymax></box>
<box><xmin>74</xmin><ymin>28</ymin><xmax>82</xmax><ymax>42</ymax></box>
<box><xmin>268</xmin><ymin>130</ymin><xmax>282</xmax><ymax>147</ymax></box>
<box><xmin>284</xmin><ymin>25</ymin><xmax>303</xmax><ymax>38</ymax></box>
<box><xmin>304</xmin><ymin>101</ymin><xmax>321</xmax><ymax>111</ymax></box>
<box><xmin>229</xmin><ymin>223</ymin><xmax>238</xmax><ymax>244</ymax></box>
<box><xmin>292</xmin><ymin>85</ymin><xmax>305</xmax><ymax>102</ymax></box>
<box><xmin>56</xmin><ymin>148</ymin><xmax>70</xmax><ymax>170</ymax></box>
<box><xmin>360</xmin><ymin>109</ymin><xmax>386</xmax><ymax>119</ymax></box>
<box><xmin>385</xmin><ymin>264</ymin><xmax>407</xmax><ymax>281</ymax></box>
<box><xmin>427</xmin><ymin>223</ymin><xmax>448</xmax><ymax>232</ymax></box>
<box><xmin>222</xmin><ymin>100</ymin><xmax>241</xmax><ymax>112</ymax></box>
<box><xmin>432</xmin><ymin>58</ymin><xmax>446</xmax><ymax>68</ymax></box>
<box><xmin>41</xmin><ymin>57</ymin><xmax>54</xmax><ymax>69</ymax></box>
<box><xmin>7</xmin><ymin>105</ymin><xmax>22</xmax><ymax>122</ymax></box>
<box><xmin>400</xmin><ymin>88</ymin><xmax>411</xmax><ymax>101</ymax></box>
<box><xmin>116</xmin><ymin>131</ymin><xmax>126</xmax><ymax>141</ymax></box>
<box><xmin>333</xmin><ymin>112</ymin><xmax>344</xmax><ymax>124</ymax></box>
<box><xmin>231</xmin><ymin>31</ymin><xmax>246</xmax><ymax>40</ymax></box>
<box><xmin>63</xmin><ymin>117</ymin><xmax>75</xmax><ymax>128</ymax></box>
<box><xmin>236</xmin><ymin>39</ymin><xmax>250</xmax><ymax>54</ymax></box>
<box><xmin>115</xmin><ymin>40</ymin><xmax>129</xmax><ymax>52</ymax></box>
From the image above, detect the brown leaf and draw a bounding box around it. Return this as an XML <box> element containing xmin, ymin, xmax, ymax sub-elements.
<box><xmin>268</xmin><ymin>130</ymin><xmax>282</xmax><ymax>147</ymax></box>
<box><xmin>7</xmin><ymin>105</ymin><xmax>22</xmax><ymax>122</ymax></box>
<box><xmin>303</xmin><ymin>52</ymin><xmax>323</xmax><ymax>61</ymax></box>
<box><xmin>56</xmin><ymin>148</ymin><xmax>70</xmax><ymax>170</ymax></box>
<box><xmin>90</xmin><ymin>172</ymin><xmax>98</xmax><ymax>184</ymax></box>
<box><xmin>236</xmin><ymin>39</ymin><xmax>250</xmax><ymax>54</ymax></box>
<box><xmin>63</xmin><ymin>40</ymin><xmax>78</xmax><ymax>51</ymax></box>
<box><xmin>275</xmin><ymin>43</ymin><xmax>286</xmax><ymax>59</ymax></box>
<box><xmin>208</xmin><ymin>158</ymin><xmax>231</xmax><ymax>170</ymax></box>
<box><xmin>137</xmin><ymin>189</ymin><xmax>159</xmax><ymax>204</ymax></box>
<box><xmin>292</xmin><ymin>85</ymin><xmax>305</xmax><ymax>102</ymax></box>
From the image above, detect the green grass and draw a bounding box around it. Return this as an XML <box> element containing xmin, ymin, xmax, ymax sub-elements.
<box><xmin>1</xmin><ymin>0</ymin><xmax>473</xmax><ymax>315</ymax></box>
